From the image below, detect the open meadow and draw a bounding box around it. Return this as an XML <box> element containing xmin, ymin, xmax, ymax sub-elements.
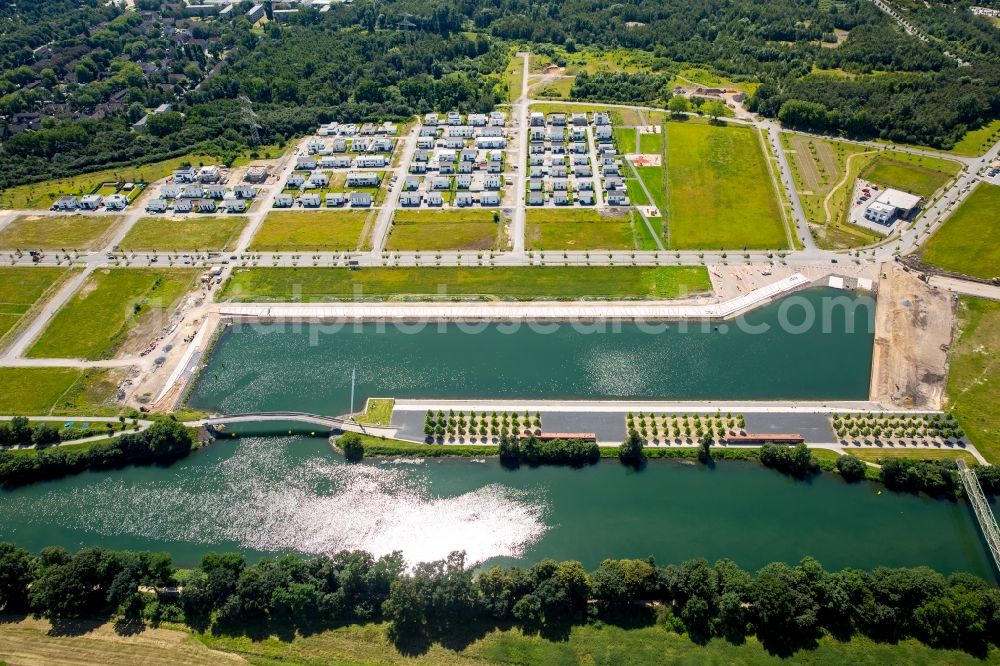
<box><xmin>921</xmin><ymin>183</ymin><xmax>1000</xmax><ymax>280</ymax></box>
<box><xmin>525</xmin><ymin>208</ymin><xmax>638</xmax><ymax>250</ymax></box>
<box><xmin>120</xmin><ymin>216</ymin><xmax>248</xmax><ymax>252</ymax></box>
<box><xmin>0</xmin><ymin>367</ymin><xmax>124</xmax><ymax>415</ymax></box>
<box><xmin>946</xmin><ymin>297</ymin><xmax>1000</xmax><ymax>464</ymax></box>
<box><xmin>665</xmin><ymin>122</ymin><xmax>786</xmax><ymax>249</ymax></box>
<box><xmin>248</xmin><ymin>210</ymin><xmax>371</xmax><ymax>252</ymax></box>
<box><xmin>387</xmin><ymin>209</ymin><xmax>504</xmax><ymax>251</ymax></box>
<box><xmin>0</xmin><ymin>267</ymin><xmax>69</xmax><ymax>346</ymax></box>
<box><xmin>27</xmin><ymin>268</ymin><xmax>198</xmax><ymax>360</ymax></box>
<box><xmin>0</xmin><ymin>214</ymin><xmax>121</xmax><ymax>250</ymax></box>
<box><xmin>219</xmin><ymin>266</ymin><xmax>712</xmax><ymax>301</ymax></box>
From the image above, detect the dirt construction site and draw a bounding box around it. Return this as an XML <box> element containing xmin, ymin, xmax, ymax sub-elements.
<box><xmin>869</xmin><ymin>262</ymin><xmax>955</xmax><ymax>409</ymax></box>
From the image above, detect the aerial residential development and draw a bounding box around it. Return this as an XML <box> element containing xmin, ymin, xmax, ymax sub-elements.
<box><xmin>1</xmin><ymin>0</ymin><xmax>1000</xmax><ymax>663</ymax></box>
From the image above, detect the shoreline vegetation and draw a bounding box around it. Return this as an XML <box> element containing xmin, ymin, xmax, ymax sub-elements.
<box><xmin>0</xmin><ymin>543</ymin><xmax>997</xmax><ymax>662</ymax></box>
<box><xmin>340</xmin><ymin>433</ymin><xmax>1000</xmax><ymax>497</ymax></box>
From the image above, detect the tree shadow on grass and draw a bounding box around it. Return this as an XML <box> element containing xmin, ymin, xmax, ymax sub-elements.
<box><xmin>113</xmin><ymin>617</ymin><xmax>146</xmax><ymax>636</ymax></box>
<box><xmin>47</xmin><ymin>617</ymin><xmax>106</xmax><ymax>637</ymax></box>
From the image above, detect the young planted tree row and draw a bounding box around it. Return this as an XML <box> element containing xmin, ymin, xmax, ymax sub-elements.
<box><xmin>423</xmin><ymin>409</ymin><xmax>542</xmax><ymax>442</ymax></box>
<box><xmin>625</xmin><ymin>412</ymin><xmax>747</xmax><ymax>444</ymax></box>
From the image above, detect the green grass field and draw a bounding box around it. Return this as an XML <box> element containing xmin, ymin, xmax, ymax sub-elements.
<box><xmin>119</xmin><ymin>216</ymin><xmax>249</xmax><ymax>252</ymax></box>
<box><xmin>0</xmin><ymin>214</ymin><xmax>121</xmax><ymax>250</ymax></box>
<box><xmin>860</xmin><ymin>156</ymin><xmax>956</xmax><ymax>198</ymax></box>
<box><xmin>0</xmin><ymin>267</ymin><xmax>68</xmax><ymax>345</ymax></box>
<box><xmin>613</xmin><ymin>127</ymin><xmax>637</xmax><ymax>153</ymax></box>
<box><xmin>948</xmin><ymin>119</ymin><xmax>1000</xmax><ymax>157</ymax></box>
<box><xmin>249</xmin><ymin>210</ymin><xmax>371</xmax><ymax>252</ymax></box>
<box><xmin>665</xmin><ymin>122</ymin><xmax>787</xmax><ymax>249</ymax></box>
<box><xmin>920</xmin><ymin>184</ymin><xmax>1000</xmax><ymax>280</ymax></box>
<box><xmin>196</xmin><ymin>621</ymin><xmax>998</xmax><ymax>666</ymax></box>
<box><xmin>356</xmin><ymin>398</ymin><xmax>395</xmax><ymax>426</ymax></box>
<box><xmin>946</xmin><ymin>297</ymin><xmax>1000</xmax><ymax>464</ymax></box>
<box><xmin>0</xmin><ymin>153</ymin><xmax>215</xmax><ymax>209</ymax></box>
<box><xmin>0</xmin><ymin>367</ymin><xmax>123</xmax><ymax>416</ymax></box>
<box><xmin>624</xmin><ymin>177</ymin><xmax>650</xmax><ymax>207</ymax></box>
<box><xmin>525</xmin><ymin>208</ymin><xmax>638</xmax><ymax>250</ymax></box>
<box><xmin>28</xmin><ymin>268</ymin><xmax>198</xmax><ymax>360</ymax></box>
<box><xmin>219</xmin><ymin>266</ymin><xmax>712</xmax><ymax>301</ymax></box>
<box><xmin>636</xmin><ymin>166</ymin><xmax>667</xmax><ymax>212</ymax></box>
<box><xmin>4</xmin><ymin>617</ymin><xmax>994</xmax><ymax>666</ymax></box>
<box><xmin>387</xmin><ymin>209</ymin><xmax>503</xmax><ymax>251</ymax></box>
<box><xmin>639</xmin><ymin>132</ymin><xmax>663</xmax><ymax>154</ymax></box>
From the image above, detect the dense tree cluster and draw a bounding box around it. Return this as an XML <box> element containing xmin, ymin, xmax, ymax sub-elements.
<box><xmin>570</xmin><ymin>71</ymin><xmax>672</xmax><ymax>104</ymax></box>
<box><xmin>1</xmin><ymin>543</ymin><xmax>998</xmax><ymax>657</ymax></box>
<box><xmin>498</xmin><ymin>435</ymin><xmax>600</xmax><ymax>467</ymax></box>
<box><xmin>759</xmin><ymin>443</ymin><xmax>819</xmax><ymax>478</ymax></box>
<box><xmin>0</xmin><ymin>419</ymin><xmax>194</xmax><ymax>486</ymax></box>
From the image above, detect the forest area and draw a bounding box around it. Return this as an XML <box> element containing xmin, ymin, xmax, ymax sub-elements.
<box><xmin>2</xmin><ymin>0</ymin><xmax>1000</xmax><ymax>189</ymax></box>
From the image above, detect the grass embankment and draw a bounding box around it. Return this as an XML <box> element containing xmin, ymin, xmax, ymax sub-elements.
<box><xmin>0</xmin><ymin>367</ymin><xmax>125</xmax><ymax>416</ymax></box>
<box><xmin>119</xmin><ymin>216</ymin><xmax>249</xmax><ymax>252</ymax></box>
<box><xmin>352</xmin><ymin>434</ymin><xmax>499</xmax><ymax>457</ymax></box>
<box><xmin>945</xmin><ymin>297</ymin><xmax>1000</xmax><ymax>464</ymax></box>
<box><xmin>2</xmin><ymin>617</ymin><xmax>992</xmax><ymax>666</ymax></box>
<box><xmin>28</xmin><ymin>268</ymin><xmax>198</xmax><ymax>360</ymax></box>
<box><xmin>387</xmin><ymin>210</ymin><xmax>504</xmax><ymax>251</ymax></box>
<box><xmin>0</xmin><ymin>214</ymin><xmax>121</xmax><ymax>250</ymax></box>
<box><xmin>847</xmin><ymin>448</ymin><xmax>980</xmax><ymax>465</ymax></box>
<box><xmin>0</xmin><ymin>153</ymin><xmax>215</xmax><ymax>210</ymax></box>
<box><xmin>356</xmin><ymin>399</ymin><xmax>395</xmax><ymax>426</ymax></box>
<box><xmin>249</xmin><ymin>210</ymin><xmax>371</xmax><ymax>252</ymax></box>
<box><xmin>665</xmin><ymin>122</ymin><xmax>787</xmax><ymax>250</ymax></box>
<box><xmin>921</xmin><ymin>183</ymin><xmax>1000</xmax><ymax>280</ymax></box>
<box><xmin>218</xmin><ymin>266</ymin><xmax>712</xmax><ymax>301</ymax></box>
<box><xmin>525</xmin><ymin>208</ymin><xmax>638</xmax><ymax>250</ymax></box>
<box><xmin>0</xmin><ymin>267</ymin><xmax>69</xmax><ymax>346</ymax></box>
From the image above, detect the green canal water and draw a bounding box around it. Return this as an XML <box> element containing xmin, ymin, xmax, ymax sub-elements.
<box><xmin>188</xmin><ymin>288</ymin><xmax>875</xmax><ymax>415</ymax></box>
<box><xmin>0</xmin><ymin>437</ymin><xmax>993</xmax><ymax>579</ymax></box>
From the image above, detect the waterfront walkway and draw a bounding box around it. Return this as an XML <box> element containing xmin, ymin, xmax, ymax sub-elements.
<box><xmin>196</xmin><ymin>411</ymin><xmax>396</xmax><ymax>438</ymax></box>
<box><xmin>215</xmin><ymin>274</ymin><xmax>810</xmax><ymax>321</ymax></box>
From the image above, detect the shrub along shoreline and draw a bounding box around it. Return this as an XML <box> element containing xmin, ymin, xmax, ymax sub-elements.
<box><xmin>0</xmin><ymin>543</ymin><xmax>996</xmax><ymax>660</ymax></box>
<box><xmin>0</xmin><ymin>419</ymin><xmax>196</xmax><ymax>486</ymax></box>
<box><xmin>347</xmin><ymin>433</ymin><xmax>1000</xmax><ymax>497</ymax></box>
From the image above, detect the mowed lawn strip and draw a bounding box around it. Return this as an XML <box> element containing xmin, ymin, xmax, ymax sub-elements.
<box><xmin>249</xmin><ymin>210</ymin><xmax>369</xmax><ymax>252</ymax></box>
<box><xmin>387</xmin><ymin>209</ymin><xmax>501</xmax><ymax>251</ymax></box>
<box><xmin>921</xmin><ymin>183</ymin><xmax>1000</xmax><ymax>280</ymax></box>
<box><xmin>946</xmin><ymin>297</ymin><xmax>1000</xmax><ymax>464</ymax></box>
<box><xmin>119</xmin><ymin>216</ymin><xmax>249</xmax><ymax>251</ymax></box>
<box><xmin>28</xmin><ymin>268</ymin><xmax>198</xmax><ymax>360</ymax></box>
<box><xmin>526</xmin><ymin>208</ymin><xmax>636</xmax><ymax>250</ymax></box>
<box><xmin>219</xmin><ymin>266</ymin><xmax>712</xmax><ymax>301</ymax></box>
<box><xmin>0</xmin><ymin>267</ymin><xmax>68</xmax><ymax>343</ymax></box>
<box><xmin>666</xmin><ymin>122</ymin><xmax>786</xmax><ymax>250</ymax></box>
<box><xmin>0</xmin><ymin>214</ymin><xmax>121</xmax><ymax>250</ymax></box>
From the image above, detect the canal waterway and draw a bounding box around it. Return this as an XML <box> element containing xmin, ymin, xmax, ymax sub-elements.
<box><xmin>188</xmin><ymin>288</ymin><xmax>876</xmax><ymax>415</ymax></box>
<box><xmin>0</xmin><ymin>436</ymin><xmax>993</xmax><ymax>579</ymax></box>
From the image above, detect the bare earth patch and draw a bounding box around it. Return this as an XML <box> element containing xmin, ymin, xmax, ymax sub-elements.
<box><xmin>870</xmin><ymin>263</ymin><xmax>953</xmax><ymax>409</ymax></box>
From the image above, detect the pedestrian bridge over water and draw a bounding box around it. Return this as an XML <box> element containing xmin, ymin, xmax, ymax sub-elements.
<box><xmin>196</xmin><ymin>411</ymin><xmax>396</xmax><ymax>438</ymax></box>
